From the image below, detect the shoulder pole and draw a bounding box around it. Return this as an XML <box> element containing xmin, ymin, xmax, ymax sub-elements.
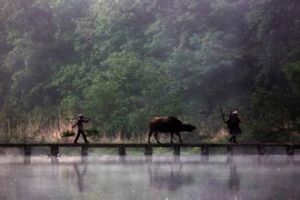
<box><xmin>219</xmin><ymin>105</ymin><xmax>226</xmax><ymax>123</ymax></box>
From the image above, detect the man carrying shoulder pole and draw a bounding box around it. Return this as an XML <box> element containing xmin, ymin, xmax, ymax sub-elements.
<box><xmin>72</xmin><ymin>114</ymin><xmax>91</xmax><ymax>144</ymax></box>
<box><xmin>219</xmin><ymin>105</ymin><xmax>242</xmax><ymax>143</ymax></box>
<box><xmin>226</xmin><ymin>110</ymin><xmax>242</xmax><ymax>143</ymax></box>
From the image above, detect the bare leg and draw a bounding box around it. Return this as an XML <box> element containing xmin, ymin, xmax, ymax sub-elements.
<box><xmin>233</xmin><ymin>135</ymin><xmax>237</xmax><ymax>143</ymax></box>
<box><xmin>229</xmin><ymin>135</ymin><xmax>237</xmax><ymax>143</ymax></box>
<box><xmin>82</xmin><ymin>131</ymin><xmax>89</xmax><ymax>143</ymax></box>
<box><xmin>74</xmin><ymin>131</ymin><xmax>80</xmax><ymax>143</ymax></box>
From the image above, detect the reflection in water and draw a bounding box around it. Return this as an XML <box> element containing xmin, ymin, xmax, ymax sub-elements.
<box><xmin>74</xmin><ymin>162</ymin><xmax>87</xmax><ymax>192</ymax></box>
<box><xmin>74</xmin><ymin>159</ymin><xmax>88</xmax><ymax>200</ymax></box>
<box><xmin>0</xmin><ymin>155</ymin><xmax>299</xmax><ymax>200</ymax></box>
<box><xmin>228</xmin><ymin>164</ymin><xmax>241</xmax><ymax>199</ymax></box>
<box><xmin>148</xmin><ymin>160</ymin><xmax>193</xmax><ymax>192</ymax></box>
<box><xmin>51</xmin><ymin>156</ymin><xmax>59</xmax><ymax>164</ymax></box>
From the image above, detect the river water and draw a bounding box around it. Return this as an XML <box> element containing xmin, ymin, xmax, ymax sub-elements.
<box><xmin>0</xmin><ymin>154</ymin><xmax>299</xmax><ymax>200</ymax></box>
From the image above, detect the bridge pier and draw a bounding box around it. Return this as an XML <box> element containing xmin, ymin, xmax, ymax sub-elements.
<box><xmin>24</xmin><ymin>145</ymin><xmax>31</xmax><ymax>156</ymax></box>
<box><xmin>201</xmin><ymin>145</ymin><xmax>209</xmax><ymax>156</ymax></box>
<box><xmin>258</xmin><ymin>145</ymin><xmax>266</xmax><ymax>155</ymax></box>
<box><xmin>144</xmin><ymin>145</ymin><xmax>153</xmax><ymax>155</ymax></box>
<box><xmin>51</xmin><ymin>145</ymin><xmax>59</xmax><ymax>156</ymax></box>
<box><xmin>286</xmin><ymin>145</ymin><xmax>294</xmax><ymax>155</ymax></box>
<box><xmin>82</xmin><ymin>145</ymin><xmax>88</xmax><ymax>156</ymax></box>
<box><xmin>173</xmin><ymin>145</ymin><xmax>180</xmax><ymax>156</ymax></box>
<box><xmin>24</xmin><ymin>156</ymin><xmax>31</xmax><ymax>164</ymax></box>
<box><xmin>119</xmin><ymin>146</ymin><xmax>126</xmax><ymax>156</ymax></box>
<box><xmin>227</xmin><ymin>145</ymin><xmax>233</xmax><ymax>155</ymax></box>
<box><xmin>0</xmin><ymin>143</ymin><xmax>298</xmax><ymax>158</ymax></box>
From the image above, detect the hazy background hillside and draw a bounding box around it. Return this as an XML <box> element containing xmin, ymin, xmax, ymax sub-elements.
<box><xmin>0</xmin><ymin>0</ymin><xmax>299</xmax><ymax>143</ymax></box>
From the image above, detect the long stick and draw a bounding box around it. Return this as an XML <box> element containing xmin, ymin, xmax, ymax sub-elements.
<box><xmin>219</xmin><ymin>105</ymin><xmax>226</xmax><ymax>123</ymax></box>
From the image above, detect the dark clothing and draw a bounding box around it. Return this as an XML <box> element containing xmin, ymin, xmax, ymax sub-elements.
<box><xmin>226</xmin><ymin>117</ymin><xmax>241</xmax><ymax>135</ymax></box>
<box><xmin>73</xmin><ymin>118</ymin><xmax>89</xmax><ymax>143</ymax></box>
<box><xmin>229</xmin><ymin>135</ymin><xmax>237</xmax><ymax>143</ymax></box>
<box><xmin>74</xmin><ymin>129</ymin><xmax>89</xmax><ymax>143</ymax></box>
<box><xmin>226</xmin><ymin>115</ymin><xmax>241</xmax><ymax>143</ymax></box>
<box><xmin>75</xmin><ymin>119</ymin><xmax>89</xmax><ymax>131</ymax></box>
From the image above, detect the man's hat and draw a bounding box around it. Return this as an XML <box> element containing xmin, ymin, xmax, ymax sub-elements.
<box><xmin>78</xmin><ymin>114</ymin><xmax>83</xmax><ymax>118</ymax></box>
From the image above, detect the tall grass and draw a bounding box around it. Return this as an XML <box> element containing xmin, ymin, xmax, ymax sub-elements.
<box><xmin>0</xmin><ymin>116</ymin><xmax>70</xmax><ymax>143</ymax></box>
<box><xmin>0</xmin><ymin>117</ymin><xmax>232</xmax><ymax>143</ymax></box>
<box><xmin>0</xmin><ymin>117</ymin><xmax>150</xmax><ymax>143</ymax></box>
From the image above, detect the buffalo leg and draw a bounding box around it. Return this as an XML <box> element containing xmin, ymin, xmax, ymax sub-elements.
<box><xmin>148</xmin><ymin>131</ymin><xmax>153</xmax><ymax>143</ymax></box>
<box><xmin>154</xmin><ymin>132</ymin><xmax>161</xmax><ymax>143</ymax></box>
<box><xmin>175</xmin><ymin>132</ymin><xmax>183</xmax><ymax>143</ymax></box>
<box><xmin>170</xmin><ymin>133</ymin><xmax>174</xmax><ymax>144</ymax></box>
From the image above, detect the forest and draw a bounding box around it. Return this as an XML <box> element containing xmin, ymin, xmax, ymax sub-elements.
<box><xmin>0</xmin><ymin>0</ymin><xmax>299</xmax><ymax>143</ymax></box>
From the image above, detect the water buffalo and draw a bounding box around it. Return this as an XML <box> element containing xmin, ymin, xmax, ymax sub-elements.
<box><xmin>148</xmin><ymin>116</ymin><xmax>196</xmax><ymax>144</ymax></box>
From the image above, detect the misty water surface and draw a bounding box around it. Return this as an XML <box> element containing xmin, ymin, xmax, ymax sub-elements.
<box><xmin>0</xmin><ymin>155</ymin><xmax>299</xmax><ymax>200</ymax></box>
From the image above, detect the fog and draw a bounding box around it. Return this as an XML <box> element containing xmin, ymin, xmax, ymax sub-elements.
<box><xmin>0</xmin><ymin>155</ymin><xmax>299</xmax><ymax>200</ymax></box>
<box><xmin>0</xmin><ymin>0</ymin><xmax>299</xmax><ymax>143</ymax></box>
<box><xmin>0</xmin><ymin>1</ymin><xmax>299</xmax><ymax>199</ymax></box>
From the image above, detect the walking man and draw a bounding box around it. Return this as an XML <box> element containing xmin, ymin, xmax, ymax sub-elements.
<box><xmin>72</xmin><ymin>114</ymin><xmax>90</xmax><ymax>144</ymax></box>
<box><xmin>226</xmin><ymin>110</ymin><xmax>241</xmax><ymax>143</ymax></box>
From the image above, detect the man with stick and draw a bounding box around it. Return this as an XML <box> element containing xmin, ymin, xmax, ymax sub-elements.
<box><xmin>72</xmin><ymin>114</ymin><xmax>90</xmax><ymax>144</ymax></box>
<box><xmin>220</xmin><ymin>106</ymin><xmax>242</xmax><ymax>143</ymax></box>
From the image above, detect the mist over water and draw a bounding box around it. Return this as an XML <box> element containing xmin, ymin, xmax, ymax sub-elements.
<box><xmin>0</xmin><ymin>155</ymin><xmax>299</xmax><ymax>200</ymax></box>
<box><xmin>1</xmin><ymin>0</ymin><xmax>299</xmax><ymax>198</ymax></box>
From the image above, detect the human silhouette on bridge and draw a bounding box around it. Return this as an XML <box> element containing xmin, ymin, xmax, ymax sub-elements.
<box><xmin>226</xmin><ymin>110</ymin><xmax>241</xmax><ymax>143</ymax></box>
<box><xmin>72</xmin><ymin>114</ymin><xmax>90</xmax><ymax>144</ymax></box>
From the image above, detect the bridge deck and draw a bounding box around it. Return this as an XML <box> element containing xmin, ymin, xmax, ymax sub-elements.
<box><xmin>0</xmin><ymin>143</ymin><xmax>299</xmax><ymax>147</ymax></box>
<box><xmin>0</xmin><ymin>143</ymin><xmax>299</xmax><ymax>156</ymax></box>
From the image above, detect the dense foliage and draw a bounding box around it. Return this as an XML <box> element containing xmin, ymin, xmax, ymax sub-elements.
<box><xmin>0</xmin><ymin>0</ymin><xmax>299</xmax><ymax>142</ymax></box>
